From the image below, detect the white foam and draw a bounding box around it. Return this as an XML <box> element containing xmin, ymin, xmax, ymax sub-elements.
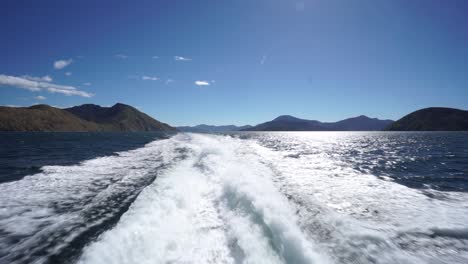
<box><xmin>5</xmin><ymin>132</ymin><xmax>467</xmax><ymax>263</ymax></box>
<box><xmin>246</xmin><ymin>132</ymin><xmax>468</xmax><ymax>263</ymax></box>
<box><xmin>79</xmin><ymin>134</ymin><xmax>327</xmax><ymax>264</ymax></box>
<box><xmin>0</xmin><ymin>136</ymin><xmax>183</xmax><ymax>263</ymax></box>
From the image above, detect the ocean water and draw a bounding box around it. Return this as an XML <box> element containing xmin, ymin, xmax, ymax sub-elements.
<box><xmin>0</xmin><ymin>132</ymin><xmax>467</xmax><ymax>264</ymax></box>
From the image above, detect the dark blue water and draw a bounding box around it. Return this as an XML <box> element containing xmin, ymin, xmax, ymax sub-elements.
<box><xmin>1</xmin><ymin>132</ymin><xmax>467</xmax><ymax>264</ymax></box>
<box><xmin>0</xmin><ymin>132</ymin><xmax>174</xmax><ymax>183</ymax></box>
<box><xmin>0</xmin><ymin>132</ymin><xmax>176</xmax><ymax>263</ymax></box>
<box><xmin>2</xmin><ymin>132</ymin><xmax>466</xmax><ymax>192</ymax></box>
<box><xmin>239</xmin><ymin>131</ymin><xmax>468</xmax><ymax>192</ymax></box>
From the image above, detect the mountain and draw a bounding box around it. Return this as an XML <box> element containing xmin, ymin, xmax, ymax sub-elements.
<box><xmin>244</xmin><ymin>115</ymin><xmax>393</xmax><ymax>131</ymax></box>
<box><xmin>328</xmin><ymin>115</ymin><xmax>394</xmax><ymax>131</ymax></box>
<box><xmin>65</xmin><ymin>103</ymin><xmax>175</xmax><ymax>131</ymax></box>
<box><xmin>386</xmin><ymin>107</ymin><xmax>468</xmax><ymax>131</ymax></box>
<box><xmin>177</xmin><ymin>124</ymin><xmax>252</xmax><ymax>133</ymax></box>
<box><xmin>245</xmin><ymin>115</ymin><xmax>324</xmax><ymax>131</ymax></box>
<box><xmin>0</xmin><ymin>105</ymin><xmax>101</xmax><ymax>132</ymax></box>
<box><xmin>0</xmin><ymin>103</ymin><xmax>175</xmax><ymax>132</ymax></box>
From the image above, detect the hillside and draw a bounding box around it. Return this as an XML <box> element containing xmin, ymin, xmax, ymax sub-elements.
<box><xmin>245</xmin><ymin>115</ymin><xmax>393</xmax><ymax>131</ymax></box>
<box><xmin>0</xmin><ymin>105</ymin><xmax>101</xmax><ymax>132</ymax></box>
<box><xmin>65</xmin><ymin>103</ymin><xmax>175</xmax><ymax>132</ymax></box>
<box><xmin>386</xmin><ymin>107</ymin><xmax>468</xmax><ymax>131</ymax></box>
<box><xmin>0</xmin><ymin>103</ymin><xmax>175</xmax><ymax>132</ymax></box>
<box><xmin>326</xmin><ymin>115</ymin><xmax>394</xmax><ymax>131</ymax></box>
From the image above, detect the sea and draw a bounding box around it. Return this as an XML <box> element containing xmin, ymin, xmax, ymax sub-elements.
<box><xmin>0</xmin><ymin>131</ymin><xmax>467</xmax><ymax>264</ymax></box>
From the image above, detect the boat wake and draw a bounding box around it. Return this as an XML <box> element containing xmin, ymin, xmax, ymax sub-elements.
<box><xmin>1</xmin><ymin>133</ymin><xmax>468</xmax><ymax>263</ymax></box>
<box><xmin>78</xmin><ymin>133</ymin><xmax>326</xmax><ymax>263</ymax></box>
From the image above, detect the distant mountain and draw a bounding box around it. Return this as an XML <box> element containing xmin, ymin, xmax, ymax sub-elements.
<box><xmin>386</xmin><ymin>107</ymin><xmax>468</xmax><ymax>131</ymax></box>
<box><xmin>0</xmin><ymin>103</ymin><xmax>175</xmax><ymax>132</ymax></box>
<box><xmin>328</xmin><ymin>115</ymin><xmax>394</xmax><ymax>131</ymax></box>
<box><xmin>177</xmin><ymin>124</ymin><xmax>252</xmax><ymax>133</ymax></box>
<box><xmin>244</xmin><ymin>115</ymin><xmax>393</xmax><ymax>131</ymax></box>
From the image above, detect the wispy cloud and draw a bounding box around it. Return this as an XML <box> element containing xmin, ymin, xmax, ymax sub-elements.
<box><xmin>115</xmin><ymin>54</ymin><xmax>129</xmax><ymax>59</ymax></box>
<box><xmin>260</xmin><ymin>55</ymin><xmax>267</xmax><ymax>65</ymax></box>
<box><xmin>142</xmin><ymin>75</ymin><xmax>159</xmax><ymax>81</ymax></box>
<box><xmin>21</xmin><ymin>75</ymin><xmax>53</xmax><ymax>82</ymax></box>
<box><xmin>174</xmin><ymin>56</ymin><xmax>192</xmax><ymax>61</ymax></box>
<box><xmin>35</xmin><ymin>95</ymin><xmax>46</xmax><ymax>100</ymax></box>
<box><xmin>195</xmin><ymin>80</ymin><xmax>210</xmax><ymax>86</ymax></box>
<box><xmin>83</xmin><ymin>82</ymin><xmax>92</xmax><ymax>86</ymax></box>
<box><xmin>65</xmin><ymin>72</ymin><xmax>72</xmax><ymax>76</ymax></box>
<box><xmin>165</xmin><ymin>79</ymin><xmax>174</xmax><ymax>85</ymax></box>
<box><xmin>42</xmin><ymin>75</ymin><xmax>53</xmax><ymax>82</ymax></box>
<box><xmin>54</xmin><ymin>59</ymin><xmax>73</xmax><ymax>70</ymax></box>
<box><xmin>0</xmin><ymin>74</ymin><xmax>93</xmax><ymax>97</ymax></box>
<box><xmin>152</xmin><ymin>56</ymin><xmax>159</xmax><ymax>59</ymax></box>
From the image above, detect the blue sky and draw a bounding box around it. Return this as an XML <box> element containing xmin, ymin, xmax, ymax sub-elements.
<box><xmin>1</xmin><ymin>0</ymin><xmax>467</xmax><ymax>126</ymax></box>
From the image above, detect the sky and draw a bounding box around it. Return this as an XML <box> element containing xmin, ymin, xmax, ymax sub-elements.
<box><xmin>1</xmin><ymin>0</ymin><xmax>467</xmax><ymax>126</ymax></box>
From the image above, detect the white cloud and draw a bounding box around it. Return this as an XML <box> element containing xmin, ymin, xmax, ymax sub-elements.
<box><xmin>195</xmin><ymin>80</ymin><xmax>210</xmax><ymax>86</ymax></box>
<box><xmin>42</xmin><ymin>75</ymin><xmax>53</xmax><ymax>82</ymax></box>
<box><xmin>65</xmin><ymin>72</ymin><xmax>72</xmax><ymax>76</ymax></box>
<box><xmin>260</xmin><ymin>55</ymin><xmax>267</xmax><ymax>65</ymax></box>
<box><xmin>83</xmin><ymin>82</ymin><xmax>92</xmax><ymax>86</ymax></box>
<box><xmin>174</xmin><ymin>56</ymin><xmax>192</xmax><ymax>61</ymax></box>
<box><xmin>46</xmin><ymin>87</ymin><xmax>92</xmax><ymax>97</ymax></box>
<box><xmin>0</xmin><ymin>75</ymin><xmax>41</xmax><ymax>91</ymax></box>
<box><xmin>35</xmin><ymin>95</ymin><xmax>46</xmax><ymax>100</ymax></box>
<box><xmin>21</xmin><ymin>75</ymin><xmax>53</xmax><ymax>82</ymax></box>
<box><xmin>152</xmin><ymin>56</ymin><xmax>159</xmax><ymax>59</ymax></box>
<box><xmin>142</xmin><ymin>76</ymin><xmax>159</xmax><ymax>81</ymax></box>
<box><xmin>54</xmin><ymin>59</ymin><xmax>73</xmax><ymax>70</ymax></box>
<box><xmin>0</xmin><ymin>74</ymin><xmax>93</xmax><ymax>97</ymax></box>
<box><xmin>115</xmin><ymin>54</ymin><xmax>128</xmax><ymax>59</ymax></box>
<box><xmin>165</xmin><ymin>79</ymin><xmax>174</xmax><ymax>85</ymax></box>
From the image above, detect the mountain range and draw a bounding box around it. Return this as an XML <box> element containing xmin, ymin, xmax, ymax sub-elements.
<box><xmin>243</xmin><ymin>115</ymin><xmax>394</xmax><ymax>131</ymax></box>
<box><xmin>1</xmin><ymin>104</ymin><xmax>467</xmax><ymax>132</ymax></box>
<box><xmin>0</xmin><ymin>103</ymin><xmax>175</xmax><ymax>132</ymax></box>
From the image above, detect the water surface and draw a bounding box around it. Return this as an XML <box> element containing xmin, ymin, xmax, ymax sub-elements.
<box><xmin>1</xmin><ymin>132</ymin><xmax>467</xmax><ymax>263</ymax></box>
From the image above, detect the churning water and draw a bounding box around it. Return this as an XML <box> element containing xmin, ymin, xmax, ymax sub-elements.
<box><xmin>1</xmin><ymin>132</ymin><xmax>467</xmax><ymax>263</ymax></box>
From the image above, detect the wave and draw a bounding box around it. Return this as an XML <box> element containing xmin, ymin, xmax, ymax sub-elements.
<box><xmin>246</xmin><ymin>132</ymin><xmax>468</xmax><ymax>263</ymax></box>
<box><xmin>2</xmin><ymin>132</ymin><xmax>468</xmax><ymax>263</ymax></box>
<box><xmin>78</xmin><ymin>134</ymin><xmax>327</xmax><ymax>264</ymax></box>
<box><xmin>0</xmin><ymin>136</ymin><xmax>184</xmax><ymax>263</ymax></box>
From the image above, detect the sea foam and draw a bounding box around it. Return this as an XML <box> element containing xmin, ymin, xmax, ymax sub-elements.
<box><xmin>78</xmin><ymin>134</ymin><xmax>327</xmax><ymax>264</ymax></box>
